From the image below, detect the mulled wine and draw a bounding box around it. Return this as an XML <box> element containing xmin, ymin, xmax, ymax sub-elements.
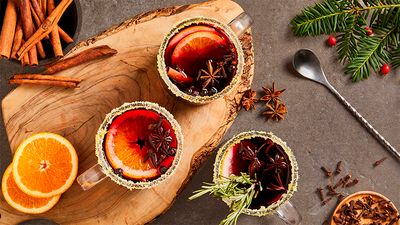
<box><xmin>162</xmin><ymin>21</ymin><xmax>239</xmax><ymax>97</ymax></box>
<box><xmin>104</xmin><ymin>109</ymin><xmax>178</xmax><ymax>182</ymax></box>
<box><xmin>77</xmin><ymin>102</ymin><xmax>183</xmax><ymax>190</ymax></box>
<box><xmin>215</xmin><ymin>131</ymin><xmax>299</xmax><ymax>216</ymax></box>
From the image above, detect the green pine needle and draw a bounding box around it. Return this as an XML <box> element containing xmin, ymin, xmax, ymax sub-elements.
<box><xmin>291</xmin><ymin>0</ymin><xmax>400</xmax><ymax>81</ymax></box>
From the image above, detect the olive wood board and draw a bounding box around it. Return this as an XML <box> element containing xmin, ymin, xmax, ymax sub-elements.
<box><xmin>0</xmin><ymin>0</ymin><xmax>254</xmax><ymax>224</ymax></box>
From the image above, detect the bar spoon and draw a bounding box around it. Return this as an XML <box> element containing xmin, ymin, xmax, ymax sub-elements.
<box><xmin>293</xmin><ymin>49</ymin><xmax>400</xmax><ymax>160</ymax></box>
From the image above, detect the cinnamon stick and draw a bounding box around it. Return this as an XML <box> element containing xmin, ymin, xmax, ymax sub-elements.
<box><xmin>58</xmin><ymin>27</ymin><xmax>73</xmax><ymax>43</ymax></box>
<box><xmin>30</xmin><ymin>4</ymin><xmax>46</xmax><ymax>59</ymax></box>
<box><xmin>17</xmin><ymin>0</ymin><xmax>73</xmax><ymax>60</ymax></box>
<box><xmin>0</xmin><ymin>0</ymin><xmax>18</xmax><ymax>59</ymax></box>
<box><xmin>41</xmin><ymin>0</ymin><xmax>47</xmax><ymax>15</ymax></box>
<box><xmin>47</xmin><ymin>0</ymin><xmax>62</xmax><ymax>57</ymax></box>
<box><xmin>12</xmin><ymin>74</ymin><xmax>81</xmax><ymax>83</ymax></box>
<box><xmin>31</xmin><ymin>0</ymin><xmax>72</xmax><ymax>44</ymax></box>
<box><xmin>21</xmin><ymin>42</ymin><xmax>30</xmax><ymax>66</ymax></box>
<box><xmin>44</xmin><ymin>45</ymin><xmax>118</xmax><ymax>74</ymax></box>
<box><xmin>11</xmin><ymin>20</ymin><xmax>23</xmax><ymax>59</ymax></box>
<box><xmin>18</xmin><ymin>0</ymin><xmax>38</xmax><ymax>65</ymax></box>
<box><xmin>10</xmin><ymin>79</ymin><xmax>78</xmax><ymax>88</ymax></box>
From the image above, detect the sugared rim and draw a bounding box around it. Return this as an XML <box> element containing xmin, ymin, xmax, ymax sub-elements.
<box><xmin>96</xmin><ymin>101</ymin><xmax>184</xmax><ymax>190</ymax></box>
<box><xmin>331</xmin><ymin>191</ymin><xmax>400</xmax><ymax>225</ymax></box>
<box><xmin>213</xmin><ymin>131</ymin><xmax>299</xmax><ymax>216</ymax></box>
<box><xmin>157</xmin><ymin>17</ymin><xmax>245</xmax><ymax>105</ymax></box>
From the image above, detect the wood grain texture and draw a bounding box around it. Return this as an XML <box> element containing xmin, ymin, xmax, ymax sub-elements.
<box><xmin>0</xmin><ymin>0</ymin><xmax>254</xmax><ymax>224</ymax></box>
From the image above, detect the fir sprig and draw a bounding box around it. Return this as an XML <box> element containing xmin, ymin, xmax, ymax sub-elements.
<box><xmin>189</xmin><ymin>173</ymin><xmax>262</xmax><ymax>225</ymax></box>
<box><xmin>291</xmin><ymin>0</ymin><xmax>400</xmax><ymax>81</ymax></box>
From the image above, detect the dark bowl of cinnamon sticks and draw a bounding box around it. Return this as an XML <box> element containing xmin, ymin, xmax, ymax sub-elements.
<box><xmin>0</xmin><ymin>0</ymin><xmax>82</xmax><ymax>66</ymax></box>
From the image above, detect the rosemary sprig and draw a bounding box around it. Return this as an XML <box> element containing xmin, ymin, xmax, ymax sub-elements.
<box><xmin>291</xmin><ymin>0</ymin><xmax>400</xmax><ymax>81</ymax></box>
<box><xmin>189</xmin><ymin>173</ymin><xmax>262</xmax><ymax>225</ymax></box>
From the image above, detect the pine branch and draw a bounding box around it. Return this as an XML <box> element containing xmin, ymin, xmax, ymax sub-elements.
<box><xmin>291</xmin><ymin>0</ymin><xmax>400</xmax><ymax>81</ymax></box>
<box><xmin>336</xmin><ymin>13</ymin><xmax>366</xmax><ymax>62</ymax></box>
<box><xmin>346</xmin><ymin>26</ymin><xmax>395</xmax><ymax>81</ymax></box>
<box><xmin>290</xmin><ymin>0</ymin><xmax>351</xmax><ymax>36</ymax></box>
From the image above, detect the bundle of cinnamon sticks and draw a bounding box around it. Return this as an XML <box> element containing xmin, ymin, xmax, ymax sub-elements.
<box><xmin>0</xmin><ymin>0</ymin><xmax>74</xmax><ymax>66</ymax></box>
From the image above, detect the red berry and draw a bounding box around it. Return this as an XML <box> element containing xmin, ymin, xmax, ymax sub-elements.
<box><xmin>380</xmin><ymin>64</ymin><xmax>390</xmax><ymax>75</ymax></box>
<box><xmin>327</xmin><ymin>36</ymin><xmax>337</xmax><ymax>46</ymax></box>
<box><xmin>365</xmin><ymin>27</ymin><xmax>373</xmax><ymax>36</ymax></box>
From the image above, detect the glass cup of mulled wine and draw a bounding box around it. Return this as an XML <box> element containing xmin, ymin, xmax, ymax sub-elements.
<box><xmin>214</xmin><ymin>131</ymin><xmax>301</xmax><ymax>224</ymax></box>
<box><xmin>77</xmin><ymin>101</ymin><xmax>184</xmax><ymax>190</ymax></box>
<box><xmin>157</xmin><ymin>13</ymin><xmax>252</xmax><ymax>104</ymax></box>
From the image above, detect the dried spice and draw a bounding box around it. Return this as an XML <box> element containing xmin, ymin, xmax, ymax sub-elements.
<box><xmin>198</xmin><ymin>60</ymin><xmax>223</xmax><ymax>89</ymax></box>
<box><xmin>321</xmin><ymin>166</ymin><xmax>333</xmax><ymax>177</ymax></box>
<box><xmin>333</xmin><ymin>195</ymin><xmax>399</xmax><ymax>225</ymax></box>
<box><xmin>335</xmin><ymin>161</ymin><xmax>342</xmax><ymax>175</ymax></box>
<box><xmin>260</xmin><ymin>82</ymin><xmax>286</xmax><ymax>104</ymax></box>
<box><xmin>145</xmin><ymin>117</ymin><xmax>174</xmax><ymax>168</ymax></box>
<box><xmin>317</xmin><ymin>187</ymin><xmax>325</xmax><ymax>201</ymax></box>
<box><xmin>345</xmin><ymin>179</ymin><xmax>359</xmax><ymax>188</ymax></box>
<box><xmin>264</xmin><ymin>153</ymin><xmax>288</xmax><ymax>173</ymax></box>
<box><xmin>263</xmin><ymin>101</ymin><xmax>287</xmax><ymax>121</ymax></box>
<box><xmin>241</xmin><ymin>89</ymin><xmax>258</xmax><ymax>111</ymax></box>
<box><xmin>267</xmin><ymin>173</ymin><xmax>286</xmax><ymax>191</ymax></box>
<box><xmin>238</xmin><ymin>142</ymin><xmax>267</xmax><ymax>177</ymax></box>
<box><xmin>373</xmin><ymin>157</ymin><xmax>387</xmax><ymax>167</ymax></box>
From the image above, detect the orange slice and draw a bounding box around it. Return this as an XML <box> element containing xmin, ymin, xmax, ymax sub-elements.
<box><xmin>105</xmin><ymin>109</ymin><xmax>177</xmax><ymax>181</ymax></box>
<box><xmin>171</xmin><ymin>31</ymin><xmax>228</xmax><ymax>76</ymax></box>
<box><xmin>2</xmin><ymin>164</ymin><xmax>60</xmax><ymax>214</ymax></box>
<box><xmin>12</xmin><ymin>133</ymin><xmax>78</xmax><ymax>198</ymax></box>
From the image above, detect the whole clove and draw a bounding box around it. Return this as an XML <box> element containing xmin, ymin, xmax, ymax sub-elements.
<box><xmin>317</xmin><ymin>187</ymin><xmax>325</xmax><ymax>201</ymax></box>
<box><xmin>321</xmin><ymin>166</ymin><xmax>333</xmax><ymax>177</ymax></box>
<box><xmin>342</xmin><ymin>174</ymin><xmax>352</xmax><ymax>187</ymax></box>
<box><xmin>322</xmin><ymin>196</ymin><xmax>333</xmax><ymax>205</ymax></box>
<box><xmin>335</xmin><ymin>161</ymin><xmax>342</xmax><ymax>175</ymax></box>
<box><xmin>345</xmin><ymin>179</ymin><xmax>359</xmax><ymax>188</ymax></box>
<box><xmin>373</xmin><ymin>157</ymin><xmax>387</xmax><ymax>167</ymax></box>
<box><xmin>327</xmin><ymin>185</ymin><xmax>339</xmax><ymax>196</ymax></box>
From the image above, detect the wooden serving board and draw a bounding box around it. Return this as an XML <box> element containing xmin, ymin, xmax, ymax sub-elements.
<box><xmin>0</xmin><ymin>0</ymin><xmax>254</xmax><ymax>224</ymax></box>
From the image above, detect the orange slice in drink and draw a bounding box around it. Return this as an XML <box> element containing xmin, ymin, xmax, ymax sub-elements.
<box><xmin>171</xmin><ymin>31</ymin><xmax>228</xmax><ymax>76</ymax></box>
<box><xmin>12</xmin><ymin>133</ymin><xmax>78</xmax><ymax>198</ymax></box>
<box><xmin>105</xmin><ymin>109</ymin><xmax>177</xmax><ymax>181</ymax></box>
<box><xmin>2</xmin><ymin>164</ymin><xmax>60</xmax><ymax>214</ymax></box>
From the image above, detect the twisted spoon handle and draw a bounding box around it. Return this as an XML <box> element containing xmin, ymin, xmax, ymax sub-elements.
<box><xmin>327</xmin><ymin>85</ymin><xmax>400</xmax><ymax>160</ymax></box>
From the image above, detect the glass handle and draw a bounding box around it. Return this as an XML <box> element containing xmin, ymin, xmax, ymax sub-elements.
<box><xmin>228</xmin><ymin>12</ymin><xmax>253</xmax><ymax>37</ymax></box>
<box><xmin>77</xmin><ymin>164</ymin><xmax>107</xmax><ymax>191</ymax></box>
<box><xmin>276</xmin><ymin>201</ymin><xmax>302</xmax><ymax>225</ymax></box>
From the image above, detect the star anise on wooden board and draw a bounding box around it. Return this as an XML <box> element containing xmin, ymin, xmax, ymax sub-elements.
<box><xmin>263</xmin><ymin>101</ymin><xmax>288</xmax><ymax>121</ymax></box>
<box><xmin>198</xmin><ymin>60</ymin><xmax>223</xmax><ymax>89</ymax></box>
<box><xmin>260</xmin><ymin>82</ymin><xmax>286</xmax><ymax>104</ymax></box>
<box><xmin>241</xmin><ymin>89</ymin><xmax>258</xmax><ymax>111</ymax></box>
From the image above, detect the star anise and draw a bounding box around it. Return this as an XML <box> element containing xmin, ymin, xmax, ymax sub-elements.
<box><xmin>239</xmin><ymin>142</ymin><xmax>268</xmax><ymax>177</ymax></box>
<box><xmin>241</xmin><ymin>89</ymin><xmax>257</xmax><ymax>111</ymax></box>
<box><xmin>267</xmin><ymin>173</ymin><xmax>286</xmax><ymax>191</ymax></box>
<box><xmin>148</xmin><ymin>117</ymin><xmax>173</xmax><ymax>155</ymax></box>
<box><xmin>260</xmin><ymin>82</ymin><xmax>286</xmax><ymax>104</ymax></box>
<box><xmin>263</xmin><ymin>101</ymin><xmax>287</xmax><ymax>121</ymax></box>
<box><xmin>198</xmin><ymin>60</ymin><xmax>223</xmax><ymax>89</ymax></box>
<box><xmin>264</xmin><ymin>153</ymin><xmax>288</xmax><ymax>173</ymax></box>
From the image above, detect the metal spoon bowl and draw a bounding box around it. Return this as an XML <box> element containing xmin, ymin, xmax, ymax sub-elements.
<box><xmin>293</xmin><ymin>49</ymin><xmax>400</xmax><ymax>160</ymax></box>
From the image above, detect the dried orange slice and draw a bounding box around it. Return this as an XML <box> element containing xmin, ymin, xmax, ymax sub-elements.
<box><xmin>12</xmin><ymin>133</ymin><xmax>78</xmax><ymax>198</ymax></box>
<box><xmin>2</xmin><ymin>164</ymin><xmax>60</xmax><ymax>214</ymax></box>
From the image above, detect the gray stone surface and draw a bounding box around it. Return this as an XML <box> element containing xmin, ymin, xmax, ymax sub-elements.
<box><xmin>1</xmin><ymin>0</ymin><xmax>399</xmax><ymax>225</ymax></box>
